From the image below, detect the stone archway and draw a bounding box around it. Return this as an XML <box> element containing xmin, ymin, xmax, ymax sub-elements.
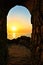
<box><xmin>0</xmin><ymin>0</ymin><xmax>43</xmax><ymax>65</ymax></box>
<box><xmin>0</xmin><ymin>0</ymin><xmax>36</xmax><ymax>43</ymax></box>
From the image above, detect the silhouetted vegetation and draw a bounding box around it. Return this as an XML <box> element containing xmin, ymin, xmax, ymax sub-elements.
<box><xmin>7</xmin><ymin>36</ymin><xmax>31</xmax><ymax>48</ymax></box>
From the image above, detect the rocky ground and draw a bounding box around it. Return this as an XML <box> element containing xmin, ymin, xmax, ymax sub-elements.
<box><xmin>7</xmin><ymin>44</ymin><xmax>32</xmax><ymax>65</ymax></box>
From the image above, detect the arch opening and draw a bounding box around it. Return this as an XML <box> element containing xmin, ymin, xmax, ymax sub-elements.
<box><xmin>7</xmin><ymin>5</ymin><xmax>32</xmax><ymax>40</ymax></box>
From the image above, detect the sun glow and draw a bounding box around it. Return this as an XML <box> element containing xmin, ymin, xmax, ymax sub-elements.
<box><xmin>12</xmin><ymin>26</ymin><xmax>17</xmax><ymax>32</ymax></box>
<box><xmin>11</xmin><ymin>26</ymin><xmax>17</xmax><ymax>39</ymax></box>
<box><xmin>12</xmin><ymin>33</ymin><xmax>16</xmax><ymax>39</ymax></box>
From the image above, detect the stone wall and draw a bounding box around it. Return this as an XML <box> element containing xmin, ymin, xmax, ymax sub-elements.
<box><xmin>0</xmin><ymin>0</ymin><xmax>43</xmax><ymax>65</ymax></box>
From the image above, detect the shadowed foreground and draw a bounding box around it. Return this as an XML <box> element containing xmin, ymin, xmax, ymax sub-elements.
<box><xmin>7</xmin><ymin>44</ymin><xmax>32</xmax><ymax>65</ymax></box>
<box><xmin>7</xmin><ymin>36</ymin><xmax>43</xmax><ymax>65</ymax></box>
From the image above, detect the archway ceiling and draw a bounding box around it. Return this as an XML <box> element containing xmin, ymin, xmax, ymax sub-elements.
<box><xmin>0</xmin><ymin>0</ymin><xmax>35</xmax><ymax>15</ymax></box>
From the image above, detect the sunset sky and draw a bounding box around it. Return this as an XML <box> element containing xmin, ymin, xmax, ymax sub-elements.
<box><xmin>7</xmin><ymin>5</ymin><xmax>32</xmax><ymax>40</ymax></box>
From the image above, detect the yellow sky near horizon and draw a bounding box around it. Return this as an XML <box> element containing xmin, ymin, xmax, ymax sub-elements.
<box><xmin>7</xmin><ymin>21</ymin><xmax>32</xmax><ymax>40</ymax></box>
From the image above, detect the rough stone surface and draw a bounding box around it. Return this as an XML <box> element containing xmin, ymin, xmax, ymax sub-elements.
<box><xmin>0</xmin><ymin>0</ymin><xmax>43</xmax><ymax>65</ymax></box>
<box><xmin>7</xmin><ymin>44</ymin><xmax>31</xmax><ymax>65</ymax></box>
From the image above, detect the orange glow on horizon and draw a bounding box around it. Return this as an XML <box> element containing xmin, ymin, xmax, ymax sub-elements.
<box><xmin>7</xmin><ymin>25</ymin><xmax>32</xmax><ymax>40</ymax></box>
